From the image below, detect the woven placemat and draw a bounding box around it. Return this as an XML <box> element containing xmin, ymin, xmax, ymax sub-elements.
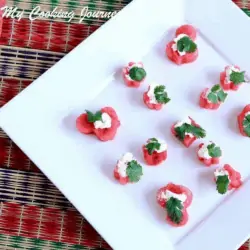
<box><xmin>0</xmin><ymin>0</ymin><xmax>249</xmax><ymax>249</ymax></box>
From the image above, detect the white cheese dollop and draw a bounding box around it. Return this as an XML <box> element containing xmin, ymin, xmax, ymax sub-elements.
<box><xmin>94</xmin><ymin>112</ymin><xmax>112</xmax><ymax>129</ymax></box>
<box><xmin>226</xmin><ymin>65</ymin><xmax>240</xmax><ymax>83</ymax></box>
<box><xmin>117</xmin><ymin>152</ymin><xmax>133</xmax><ymax>177</ymax></box>
<box><xmin>171</xmin><ymin>34</ymin><xmax>188</xmax><ymax>56</ymax></box>
<box><xmin>214</xmin><ymin>168</ymin><xmax>229</xmax><ymax>180</ymax></box>
<box><xmin>147</xmin><ymin>83</ymin><xmax>159</xmax><ymax>104</ymax></box>
<box><xmin>197</xmin><ymin>142</ymin><xmax>213</xmax><ymax>159</ymax></box>
<box><xmin>161</xmin><ymin>190</ymin><xmax>187</xmax><ymax>203</ymax></box>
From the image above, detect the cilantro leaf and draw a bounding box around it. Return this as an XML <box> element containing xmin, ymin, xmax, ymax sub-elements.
<box><xmin>207</xmin><ymin>92</ymin><xmax>218</xmax><ymax>104</ymax></box>
<box><xmin>230</xmin><ymin>71</ymin><xmax>245</xmax><ymax>85</ymax></box>
<box><xmin>145</xmin><ymin>138</ymin><xmax>161</xmax><ymax>155</ymax></box>
<box><xmin>126</xmin><ymin>160</ymin><xmax>143</xmax><ymax>183</ymax></box>
<box><xmin>154</xmin><ymin>85</ymin><xmax>171</xmax><ymax>104</ymax></box>
<box><xmin>86</xmin><ymin>110</ymin><xmax>102</xmax><ymax>123</ymax></box>
<box><xmin>129</xmin><ymin>67</ymin><xmax>146</xmax><ymax>81</ymax></box>
<box><xmin>243</xmin><ymin>115</ymin><xmax>250</xmax><ymax>137</ymax></box>
<box><xmin>175</xmin><ymin>123</ymin><xmax>206</xmax><ymax>141</ymax></box>
<box><xmin>207</xmin><ymin>143</ymin><xmax>222</xmax><ymax>158</ymax></box>
<box><xmin>217</xmin><ymin>90</ymin><xmax>228</xmax><ymax>102</ymax></box>
<box><xmin>177</xmin><ymin>37</ymin><xmax>197</xmax><ymax>53</ymax></box>
<box><xmin>166</xmin><ymin>197</ymin><xmax>183</xmax><ymax>224</ymax></box>
<box><xmin>216</xmin><ymin>175</ymin><xmax>229</xmax><ymax>194</ymax></box>
<box><xmin>211</xmin><ymin>84</ymin><xmax>221</xmax><ymax>92</ymax></box>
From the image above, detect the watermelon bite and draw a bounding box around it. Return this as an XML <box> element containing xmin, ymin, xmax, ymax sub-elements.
<box><xmin>166</xmin><ymin>25</ymin><xmax>198</xmax><ymax>65</ymax></box>
<box><xmin>114</xmin><ymin>152</ymin><xmax>143</xmax><ymax>185</ymax></box>
<box><xmin>122</xmin><ymin>62</ymin><xmax>146</xmax><ymax>88</ymax></box>
<box><xmin>171</xmin><ymin>116</ymin><xmax>206</xmax><ymax>147</ymax></box>
<box><xmin>142</xmin><ymin>138</ymin><xmax>167</xmax><ymax>166</ymax></box>
<box><xmin>143</xmin><ymin>83</ymin><xmax>170</xmax><ymax>110</ymax></box>
<box><xmin>214</xmin><ymin>164</ymin><xmax>242</xmax><ymax>194</ymax></box>
<box><xmin>220</xmin><ymin>65</ymin><xmax>246</xmax><ymax>91</ymax></box>
<box><xmin>197</xmin><ymin>141</ymin><xmax>222</xmax><ymax>166</ymax></box>
<box><xmin>76</xmin><ymin>107</ymin><xmax>120</xmax><ymax>142</ymax></box>
<box><xmin>238</xmin><ymin>104</ymin><xmax>250</xmax><ymax>138</ymax></box>
<box><xmin>156</xmin><ymin>183</ymin><xmax>193</xmax><ymax>227</ymax></box>
<box><xmin>199</xmin><ymin>84</ymin><xmax>228</xmax><ymax>110</ymax></box>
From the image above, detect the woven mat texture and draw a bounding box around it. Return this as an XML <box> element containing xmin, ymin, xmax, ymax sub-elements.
<box><xmin>0</xmin><ymin>0</ymin><xmax>249</xmax><ymax>249</ymax></box>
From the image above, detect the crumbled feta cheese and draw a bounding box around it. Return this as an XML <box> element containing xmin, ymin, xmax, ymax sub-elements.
<box><xmin>226</xmin><ymin>65</ymin><xmax>240</xmax><ymax>83</ymax></box>
<box><xmin>198</xmin><ymin>142</ymin><xmax>212</xmax><ymax>159</ymax></box>
<box><xmin>94</xmin><ymin>112</ymin><xmax>112</xmax><ymax>129</ymax></box>
<box><xmin>172</xmin><ymin>34</ymin><xmax>188</xmax><ymax>56</ymax></box>
<box><xmin>161</xmin><ymin>190</ymin><xmax>186</xmax><ymax>203</ymax></box>
<box><xmin>214</xmin><ymin>168</ymin><xmax>229</xmax><ymax>180</ymax></box>
<box><xmin>117</xmin><ymin>152</ymin><xmax>133</xmax><ymax>177</ymax></box>
<box><xmin>147</xmin><ymin>83</ymin><xmax>159</xmax><ymax>104</ymax></box>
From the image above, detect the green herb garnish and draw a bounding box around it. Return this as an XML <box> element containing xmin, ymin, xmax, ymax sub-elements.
<box><xmin>207</xmin><ymin>143</ymin><xmax>222</xmax><ymax>158</ymax></box>
<box><xmin>126</xmin><ymin>160</ymin><xmax>143</xmax><ymax>183</ymax></box>
<box><xmin>243</xmin><ymin>114</ymin><xmax>250</xmax><ymax>137</ymax></box>
<box><xmin>86</xmin><ymin>110</ymin><xmax>102</xmax><ymax>123</ymax></box>
<box><xmin>145</xmin><ymin>138</ymin><xmax>161</xmax><ymax>155</ymax></box>
<box><xmin>175</xmin><ymin>122</ymin><xmax>206</xmax><ymax>141</ymax></box>
<box><xmin>230</xmin><ymin>71</ymin><xmax>245</xmax><ymax>85</ymax></box>
<box><xmin>129</xmin><ymin>67</ymin><xmax>146</xmax><ymax>81</ymax></box>
<box><xmin>166</xmin><ymin>197</ymin><xmax>183</xmax><ymax>224</ymax></box>
<box><xmin>216</xmin><ymin>175</ymin><xmax>229</xmax><ymax>194</ymax></box>
<box><xmin>207</xmin><ymin>84</ymin><xmax>228</xmax><ymax>104</ymax></box>
<box><xmin>177</xmin><ymin>36</ymin><xmax>197</xmax><ymax>53</ymax></box>
<box><xmin>154</xmin><ymin>85</ymin><xmax>171</xmax><ymax>104</ymax></box>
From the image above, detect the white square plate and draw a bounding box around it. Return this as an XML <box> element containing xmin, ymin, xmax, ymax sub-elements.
<box><xmin>1</xmin><ymin>0</ymin><xmax>250</xmax><ymax>249</ymax></box>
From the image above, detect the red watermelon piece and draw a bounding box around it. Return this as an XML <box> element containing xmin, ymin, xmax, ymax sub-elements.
<box><xmin>176</xmin><ymin>24</ymin><xmax>197</xmax><ymax>41</ymax></box>
<box><xmin>220</xmin><ymin>65</ymin><xmax>243</xmax><ymax>91</ymax></box>
<box><xmin>142</xmin><ymin>145</ymin><xmax>167</xmax><ymax>166</ymax></box>
<box><xmin>224</xmin><ymin>164</ymin><xmax>242</xmax><ymax>190</ymax></box>
<box><xmin>238</xmin><ymin>104</ymin><xmax>250</xmax><ymax>137</ymax></box>
<box><xmin>197</xmin><ymin>143</ymin><xmax>220</xmax><ymax>167</ymax></box>
<box><xmin>166</xmin><ymin>41</ymin><xmax>198</xmax><ymax>65</ymax></box>
<box><xmin>143</xmin><ymin>91</ymin><xmax>162</xmax><ymax>110</ymax></box>
<box><xmin>76</xmin><ymin>107</ymin><xmax>120</xmax><ymax>142</ymax></box>
<box><xmin>114</xmin><ymin>166</ymin><xmax>129</xmax><ymax>185</ymax></box>
<box><xmin>199</xmin><ymin>88</ymin><xmax>221</xmax><ymax>110</ymax></box>
<box><xmin>123</xmin><ymin>62</ymin><xmax>145</xmax><ymax>88</ymax></box>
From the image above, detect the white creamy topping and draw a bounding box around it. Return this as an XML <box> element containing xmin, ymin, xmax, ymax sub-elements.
<box><xmin>148</xmin><ymin>138</ymin><xmax>167</xmax><ymax>153</ymax></box>
<box><xmin>147</xmin><ymin>83</ymin><xmax>159</xmax><ymax>104</ymax></box>
<box><xmin>117</xmin><ymin>152</ymin><xmax>134</xmax><ymax>177</ymax></box>
<box><xmin>198</xmin><ymin>142</ymin><xmax>213</xmax><ymax>159</ymax></box>
<box><xmin>161</xmin><ymin>190</ymin><xmax>186</xmax><ymax>203</ymax></box>
<box><xmin>172</xmin><ymin>34</ymin><xmax>188</xmax><ymax>56</ymax></box>
<box><xmin>226</xmin><ymin>65</ymin><xmax>240</xmax><ymax>83</ymax></box>
<box><xmin>214</xmin><ymin>168</ymin><xmax>229</xmax><ymax>180</ymax></box>
<box><xmin>94</xmin><ymin>112</ymin><xmax>112</xmax><ymax>129</ymax></box>
<box><xmin>174</xmin><ymin>116</ymin><xmax>194</xmax><ymax>138</ymax></box>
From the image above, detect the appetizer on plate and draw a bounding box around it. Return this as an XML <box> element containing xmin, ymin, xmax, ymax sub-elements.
<box><xmin>76</xmin><ymin>107</ymin><xmax>120</xmax><ymax>142</ymax></box>
<box><xmin>214</xmin><ymin>164</ymin><xmax>242</xmax><ymax>195</ymax></box>
<box><xmin>142</xmin><ymin>138</ymin><xmax>167</xmax><ymax>165</ymax></box>
<box><xmin>143</xmin><ymin>84</ymin><xmax>171</xmax><ymax>110</ymax></box>
<box><xmin>171</xmin><ymin>116</ymin><xmax>206</xmax><ymax>147</ymax></box>
<box><xmin>199</xmin><ymin>84</ymin><xmax>228</xmax><ymax>110</ymax></box>
<box><xmin>238</xmin><ymin>104</ymin><xmax>250</xmax><ymax>138</ymax></box>
<box><xmin>220</xmin><ymin>65</ymin><xmax>246</xmax><ymax>91</ymax></box>
<box><xmin>197</xmin><ymin>141</ymin><xmax>222</xmax><ymax>166</ymax></box>
<box><xmin>157</xmin><ymin>183</ymin><xmax>193</xmax><ymax>227</ymax></box>
<box><xmin>123</xmin><ymin>62</ymin><xmax>146</xmax><ymax>87</ymax></box>
<box><xmin>114</xmin><ymin>152</ymin><xmax>143</xmax><ymax>185</ymax></box>
<box><xmin>166</xmin><ymin>25</ymin><xmax>198</xmax><ymax>65</ymax></box>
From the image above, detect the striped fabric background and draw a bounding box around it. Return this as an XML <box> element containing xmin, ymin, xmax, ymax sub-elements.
<box><xmin>0</xmin><ymin>0</ymin><xmax>249</xmax><ymax>249</ymax></box>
